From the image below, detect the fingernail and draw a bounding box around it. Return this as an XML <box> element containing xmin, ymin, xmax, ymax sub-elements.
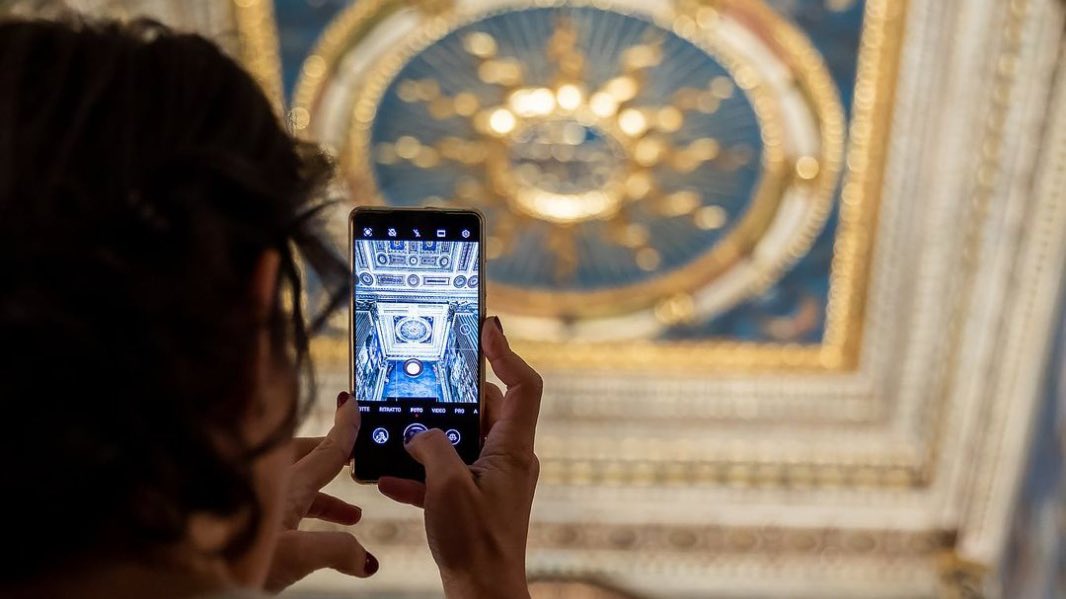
<box><xmin>490</xmin><ymin>316</ymin><xmax>504</xmax><ymax>334</ymax></box>
<box><xmin>364</xmin><ymin>553</ymin><xmax>379</xmax><ymax>576</ymax></box>
<box><xmin>337</xmin><ymin>391</ymin><xmax>349</xmax><ymax>408</ymax></box>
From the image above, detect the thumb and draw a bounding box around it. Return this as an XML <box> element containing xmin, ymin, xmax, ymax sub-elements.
<box><xmin>404</xmin><ymin>428</ymin><xmax>470</xmax><ymax>483</ymax></box>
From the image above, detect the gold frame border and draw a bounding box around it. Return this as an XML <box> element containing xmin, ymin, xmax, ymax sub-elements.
<box><xmin>821</xmin><ymin>0</ymin><xmax>905</xmax><ymax>366</ymax></box>
<box><xmin>230</xmin><ymin>0</ymin><xmax>285</xmax><ymax>112</ymax></box>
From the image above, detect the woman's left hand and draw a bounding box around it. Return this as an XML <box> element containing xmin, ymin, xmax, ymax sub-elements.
<box><xmin>264</xmin><ymin>392</ymin><xmax>377</xmax><ymax>592</ymax></box>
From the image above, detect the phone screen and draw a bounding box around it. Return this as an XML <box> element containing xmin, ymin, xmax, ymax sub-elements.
<box><xmin>350</xmin><ymin>208</ymin><xmax>483</xmax><ymax>482</ymax></box>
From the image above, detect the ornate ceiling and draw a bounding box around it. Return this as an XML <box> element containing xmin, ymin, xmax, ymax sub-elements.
<box><xmin>269</xmin><ymin>1</ymin><xmax>1066</xmax><ymax>596</ymax></box>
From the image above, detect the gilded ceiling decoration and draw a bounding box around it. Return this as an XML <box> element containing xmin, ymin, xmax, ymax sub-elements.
<box><xmin>277</xmin><ymin>0</ymin><xmax>891</xmax><ymax>372</ymax></box>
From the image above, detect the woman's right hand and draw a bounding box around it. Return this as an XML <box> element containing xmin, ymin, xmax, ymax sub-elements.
<box><xmin>378</xmin><ymin>316</ymin><xmax>541</xmax><ymax>599</ymax></box>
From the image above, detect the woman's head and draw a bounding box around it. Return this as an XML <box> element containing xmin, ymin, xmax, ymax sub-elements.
<box><xmin>0</xmin><ymin>17</ymin><xmax>343</xmax><ymax>586</ymax></box>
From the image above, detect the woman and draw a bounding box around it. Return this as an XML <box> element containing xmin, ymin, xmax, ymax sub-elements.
<box><xmin>0</xmin><ymin>16</ymin><xmax>541</xmax><ymax>599</ymax></box>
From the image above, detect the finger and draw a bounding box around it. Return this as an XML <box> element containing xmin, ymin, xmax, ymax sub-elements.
<box><xmin>266</xmin><ymin>530</ymin><xmax>378</xmax><ymax>591</ymax></box>
<box><xmin>378</xmin><ymin>476</ymin><xmax>427</xmax><ymax>508</ymax></box>
<box><xmin>483</xmin><ymin>382</ymin><xmax>504</xmax><ymax>436</ymax></box>
<box><xmin>404</xmin><ymin>429</ymin><xmax>472</xmax><ymax>485</ymax></box>
<box><xmin>293</xmin><ymin>437</ymin><xmax>324</xmax><ymax>461</ymax></box>
<box><xmin>291</xmin><ymin>392</ymin><xmax>360</xmax><ymax>491</ymax></box>
<box><xmin>307</xmin><ymin>492</ymin><xmax>362</xmax><ymax>525</ymax></box>
<box><xmin>482</xmin><ymin>318</ymin><xmax>543</xmax><ymax>448</ymax></box>
<box><xmin>482</xmin><ymin>317</ymin><xmax>541</xmax><ymax>390</ymax></box>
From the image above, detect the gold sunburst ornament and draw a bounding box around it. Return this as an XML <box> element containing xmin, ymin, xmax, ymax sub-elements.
<box><xmin>294</xmin><ymin>0</ymin><xmax>844</xmax><ymax>348</ymax></box>
<box><xmin>379</xmin><ymin>19</ymin><xmax>761</xmax><ymax>283</ymax></box>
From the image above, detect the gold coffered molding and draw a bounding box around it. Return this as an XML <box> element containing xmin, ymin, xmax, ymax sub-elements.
<box><xmin>231</xmin><ymin>0</ymin><xmax>284</xmax><ymax>111</ymax></box>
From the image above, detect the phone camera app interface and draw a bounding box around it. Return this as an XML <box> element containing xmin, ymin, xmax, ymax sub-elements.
<box><xmin>353</xmin><ymin>214</ymin><xmax>482</xmax><ymax>480</ymax></box>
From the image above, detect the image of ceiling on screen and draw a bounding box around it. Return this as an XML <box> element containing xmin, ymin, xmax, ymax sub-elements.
<box><xmin>354</xmin><ymin>239</ymin><xmax>480</xmax><ymax>403</ymax></box>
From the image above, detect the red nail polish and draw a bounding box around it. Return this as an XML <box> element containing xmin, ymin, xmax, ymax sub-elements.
<box><xmin>364</xmin><ymin>553</ymin><xmax>379</xmax><ymax>576</ymax></box>
<box><xmin>337</xmin><ymin>392</ymin><xmax>349</xmax><ymax>408</ymax></box>
<box><xmin>491</xmin><ymin>316</ymin><xmax>503</xmax><ymax>334</ymax></box>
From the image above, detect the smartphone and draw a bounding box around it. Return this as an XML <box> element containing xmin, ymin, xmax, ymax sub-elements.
<box><xmin>349</xmin><ymin>207</ymin><xmax>485</xmax><ymax>482</ymax></box>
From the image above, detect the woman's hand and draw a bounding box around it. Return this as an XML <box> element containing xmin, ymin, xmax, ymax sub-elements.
<box><xmin>378</xmin><ymin>317</ymin><xmax>542</xmax><ymax>599</ymax></box>
<box><xmin>264</xmin><ymin>393</ymin><xmax>377</xmax><ymax>592</ymax></box>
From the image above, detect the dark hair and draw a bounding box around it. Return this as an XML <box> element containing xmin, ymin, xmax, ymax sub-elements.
<box><xmin>0</xmin><ymin>17</ymin><xmax>346</xmax><ymax>581</ymax></box>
